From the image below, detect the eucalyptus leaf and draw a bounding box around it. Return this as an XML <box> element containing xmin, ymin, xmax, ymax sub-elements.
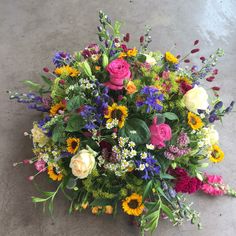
<box><xmin>65</xmin><ymin>114</ymin><xmax>85</xmax><ymax>132</ymax></box>
<box><xmin>66</xmin><ymin>96</ymin><xmax>82</xmax><ymax>111</ymax></box>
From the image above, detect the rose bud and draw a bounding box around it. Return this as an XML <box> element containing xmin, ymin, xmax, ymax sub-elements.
<box><xmin>184</xmin><ymin>59</ymin><xmax>190</xmax><ymax>63</ymax></box>
<box><xmin>59</xmin><ymin>79</ymin><xmax>65</xmax><ymax>85</ymax></box>
<box><xmin>125</xmin><ymin>33</ymin><xmax>130</xmax><ymax>42</ymax></box>
<box><xmin>191</xmin><ymin>48</ymin><xmax>200</xmax><ymax>54</ymax></box>
<box><xmin>176</xmin><ymin>55</ymin><xmax>181</xmax><ymax>59</ymax></box>
<box><xmin>43</xmin><ymin>67</ymin><xmax>49</xmax><ymax>73</ymax></box>
<box><xmin>194</xmin><ymin>40</ymin><xmax>199</xmax><ymax>45</ymax></box>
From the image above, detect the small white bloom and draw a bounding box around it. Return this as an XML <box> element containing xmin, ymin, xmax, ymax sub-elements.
<box><xmin>146</xmin><ymin>144</ymin><xmax>155</xmax><ymax>150</ymax></box>
<box><xmin>129</xmin><ymin>150</ymin><xmax>137</xmax><ymax>158</ymax></box>
<box><xmin>200</xmin><ymin>113</ymin><xmax>205</xmax><ymax>119</ymax></box>
<box><xmin>106</xmin><ymin>122</ymin><xmax>113</xmax><ymax>129</ymax></box>
<box><xmin>128</xmin><ymin>141</ymin><xmax>136</xmax><ymax>148</ymax></box>
<box><xmin>130</xmin><ymin>130</ymin><xmax>137</xmax><ymax>134</ymax></box>
<box><xmin>139</xmin><ymin>164</ymin><xmax>146</xmax><ymax>171</ymax></box>
<box><xmin>141</xmin><ymin>152</ymin><xmax>148</xmax><ymax>159</ymax></box>
<box><xmin>111</xmin><ymin>133</ymin><xmax>117</xmax><ymax>139</ymax></box>
<box><xmin>145</xmin><ymin>163</ymin><xmax>149</xmax><ymax>167</ymax></box>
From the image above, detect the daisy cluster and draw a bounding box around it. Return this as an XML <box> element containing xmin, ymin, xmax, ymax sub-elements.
<box><xmin>10</xmin><ymin>11</ymin><xmax>235</xmax><ymax>235</ymax></box>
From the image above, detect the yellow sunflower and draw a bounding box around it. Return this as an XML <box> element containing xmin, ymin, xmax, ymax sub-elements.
<box><xmin>165</xmin><ymin>51</ymin><xmax>179</xmax><ymax>64</ymax></box>
<box><xmin>50</xmin><ymin>101</ymin><xmax>66</xmax><ymax>116</ymax></box>
<box><xmin>54</xmin><ymin>65</ymin><xmax>79</xmax><ymax>77</ymax></box>
<box><xmin>66</xmin><ymin>137</ymin><xmax>80</xmax><ymax>154</ymax></box>
<box><xmin>188</xmin><ymin>112</ymin><xmax>204</xmax><ymax>130</ymax></box>
<box><xmin>47</xmin><ymin>165</ymin><xmax>63</xmax><ymax>181</ymax></box>
<box><xmin>209</xmin><ymin>145</ymin><xmax>224</xmax><ymax>163</ymax></box>
<box><xmin>104</xmin><ymin>103</ymin><xmax>128</xmax><ymax>128</ymax></box>
<box><xmin>122</xmin><ymin>193</ymin><xmax>144</xmax><ymax>216</ymax></box>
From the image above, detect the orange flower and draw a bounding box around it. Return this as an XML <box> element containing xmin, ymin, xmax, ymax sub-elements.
<box><xmin>127</xmin><ymin>48</ymin><xmax>138</xmax><ymax>57</ymax></box>
<box><xmin>118</xmin><ymin>52</ymin><xmax>127</xmax><ymax>59</ymax></box>
<box><xmin>125</xmin><ymin>81</ymin><xmax>137</xmax><ymax>94</ymax></box>
<box><xmin>105</xmin><ymin>205</ymin><xmax>113</xmax><ymax>214</ymax></box>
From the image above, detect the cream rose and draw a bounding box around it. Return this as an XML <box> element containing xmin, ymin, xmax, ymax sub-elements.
<box><xmin>31</xmin><ymin>124</ymin><xmax>49</xmax><ymax>147</ymax></box>
<box><xmin>183</xmin><ymin>86</ymin><xmax>209</xmax><ymax>113</ymax></box>
<box><xmin>69</xmin><ymin>149</ymin><xmax>95</xmax><ymax>179</ymax></box>
<box><xmin>144</xmin><ymin>54</ymin><xmax>156</xmax><ymax>66</ymax></box>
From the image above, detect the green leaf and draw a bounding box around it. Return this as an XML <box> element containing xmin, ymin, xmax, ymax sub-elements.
<box><xmin>163</xmin><ymin>112</ymin><xmax>179</xmax><ymax>121</ymax></box>
<box><xmin>159</xmin><ymin>173</ymin><xmax>175</xmax><ymax>180</ymax></box>
<box><xmin>119</xmin><ymin>118</ymin><xmax>150</xmax><ymax>144</ymax></box>
<box><xmin>66</xmin><ymin>178</ymin><xmax>77</xmax><ymax>190</ymax></box>
<box><xmin>66</xmin><ymin>96</ymin><xmax>82</xmax><ymax>111</ymax></box>
<box><xmin>32</xmin><ymin>197</ymin><xmax>48</xmax><ymax>203</ymax></box>
<box><xmin>102</xmin><ymin>54</ymin><xmax>109</xmax><ymax>68</ymax></box>
<box><xmin>41</xmin><ymin>75</ymin><xmax>52</xmax><ymax>85</ymax></box>
<box><xmin>52</xmin><ymin>124</ymin><xmax>65</xmax><ymax>142</ymax></box>
<box><xmin>90</xmin><ymin>198</ymin><xmax>114</xmax><ymax>207</ymax></box>
<box><xmin>114</xmin><ymin>21</ymin><xmax>121</xmax><ymax>36</ymax></box>
<box><xmin>143</xmin><ymin>180</ymin><xmax>153</xmax><ymax>199</ymax></box>
<box><xmin>161</xmin><ymin>203</ymin><xmax>174</xmax><ymax>221</ymax></box>
<box><xmin>65</xmin><ymin>114</ymin><xmax>85</xmax><ymax>132</ymax></box>
<box><xmin>23</xmin><ymin>80</ymin><xmax>42</xmax><ymax>91</ymax></box>
<box><xmin>81</xmin><ymin>60</ymin><xmax>92</xmax><ymax>76</ymax></box>
<box><xmin>137</xmin><ymin>54</ymin><xmax>146</xmax><ymax>63</ymax></box>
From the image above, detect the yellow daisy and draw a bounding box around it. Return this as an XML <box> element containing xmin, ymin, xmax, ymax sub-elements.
<box><xmin>47</xmin><ymin>165</ymin><xmax>63</xmax><ymax>181</ymax></box>
<box><xmin>50</xmin><ymin>101</ymin><xmax>66</xmax><ymax>116</ymax></box>
<box><xmin>66</xmin><ymin>137</ymin><xmax>80</xmax><ymax>154</ymax></box>
<box><xmin>165</xmin><ymin>51</ymin><xmax>179</xmax><ymax>64</ymax></box>
<box><xmin>209</xmin><ymin>145</ymin><xmax>224</xmax><ymax>163</ymax></box>
<box><xmin>104</xmin><ymin>103</ymin><xmax>128</xmax><ymax>128</ymax></box>
<box><xmin>188</xmin><ymin>112</ymin><xmax>204</xmax><ymax>130</ymax></box>
<box><xmin>54</xmin><ymin>65</ymin><xmax>79</xmax><ymax>77</ymax></box>
<box><xmin>127</xmin><ymin>48</ymin><xmax>138</xmax><ymax>57</ymax></box>
<box><xmin>122</xmin><ymin>193</ymin><xmax>144</xmax><ymax>216</ymax></box>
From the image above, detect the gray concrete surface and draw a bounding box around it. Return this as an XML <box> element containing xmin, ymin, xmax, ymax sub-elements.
<box><xmin>0</xmin><ymin>0</ymin><xmax>235</xmax><ymax>235</ymax></box>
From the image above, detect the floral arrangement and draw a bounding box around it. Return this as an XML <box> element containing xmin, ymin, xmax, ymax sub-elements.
<box><xmin>10</xmin><ymin>11</ymin><xmax>235</xmax><ymax>235</ymax></box>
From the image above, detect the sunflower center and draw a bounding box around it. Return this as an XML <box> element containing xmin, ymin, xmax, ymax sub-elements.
<box><xmin>190</xmin><ymin>117</ymin><xmax>197</xmax><ymax>125</ymax></box>
<box><xmin>111</xmin><ymin>109</ymin><xmax>123</xmax><ymax>120</ymax></box>
<box><xmin>128</xmin><ymin>199</ymin><xmax>139</xmax><ymax>209</ymax></box>
<box><xmin>212</xmin><ymin>150</ymin><xmax>220</xmax><ymax>159</ymax></box>
<box><xmin>71</xmin><ymin>141</ymin><xmax>78</xmax><ymax>149</ymax></box>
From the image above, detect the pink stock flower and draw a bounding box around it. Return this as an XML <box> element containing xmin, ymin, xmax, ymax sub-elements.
<box><xmin>149</xmin><ymin>117</ymin><xmax>172</xmax><ymax>148</ymax></box>
<box><xmin>201</xmin><ymin>174</ymin><xmax>226</xmax><ymax>196</ymax></box>
<box><xmin>34</xmin><ymin>160</ymin><xmax>46</xmax><ymax>173</ymax></box>
<box><xmin>104</xmin><ymin>59</ymin><xmax>131</xmax><ymax>90</ymax></box>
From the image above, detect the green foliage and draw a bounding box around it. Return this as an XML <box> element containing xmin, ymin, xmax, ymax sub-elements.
<box><xmin>66</xmin><ymin>95</ymin><xmax>82</xmax><ymax>111</ymax></box>
<box><xmin>65</xmin><ymin>114</ymin><xmax>85</xmax><ymax>132</ymax></box>
<box><xmin>119</xmin><ymin>118</ymin><xmax>150</xmax><ymax>144</ymax></box>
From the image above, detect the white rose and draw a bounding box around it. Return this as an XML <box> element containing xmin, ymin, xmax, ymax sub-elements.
<box><xmin>144</xmin><ymin>54</ymin><xmax>156</xmax><ymax>66</ymax></box>
<box><xmin>208</xmin><ymin>126</ymin><xmax>219</xmax><ymax>145</ymax></box>
<box><xmin>183</xmin><ymin>86</ymin><xmax>209</xmax><ymax>114</ymax></box>
<box><xmin>31</xmin><ymin>124</ymin><xmax>49</xmax><ymax>147</ymax></box>
<box><xmin>69</xmin><ymin>149</ymin><xmax>95</xmax><ymax>179</ymax></box>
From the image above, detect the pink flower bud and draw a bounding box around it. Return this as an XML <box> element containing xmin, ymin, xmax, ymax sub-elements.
<box><xmin>140</xmin><ymin>36</ymin><xmax>144</xmax><ymax>43</ymax></box>
<box><xmin>23</xmin><ymin>159</ymin><xmax>30</xmax><ymax>164</ymax></box>
<box><xmin>212</xmin><ymin>86</ymin><xmax>220</xmax><ymax>91</ymax></box>
<box><xmin>206</xmin><ymin>76</ymin><xmax>215</xmax><ymax>82</ymax></box>
<box><xmin>194</xmin><ymin>40</ymin><xmax>199</xmax><ymax>45</ymax></box>
<box><xmin>184</xmin><ymin>59</ymin><xmax>190</xmax><ymax>63</ymax></box>
<box><xmin>28</xmin><ymin>176</ymin><xmax>34</xmax><ymax>181</ymax></box>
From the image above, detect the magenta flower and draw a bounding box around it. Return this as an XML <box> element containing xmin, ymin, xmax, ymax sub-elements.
<box><xmin>104</xmin><ymin>59</ymin><xmax>131</xmax><ymax>90</ymax></box>
<box><xmin>201</xmin><ymin>174</ymin><xmax>226</xmax><ymax>196</ymax></box>
<box><xmin>34</xmin><ymin>160</ymin><xmax>46</xmax><ymax>173</ymax></box>
<box><xmin>149</xmin><ymin>117</ymin><xmax>172</xmax><ymax>148</ymax></box>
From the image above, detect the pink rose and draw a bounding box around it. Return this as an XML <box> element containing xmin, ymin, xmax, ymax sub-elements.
<box><xmin>149</xmin><ymin>117</ymin><xmax>172</xmax><ymax>148</ymax></box>
<box><xmin>34</xmin><ymin>160</ymin><xmax>46</xmax><ymax>173</ymax></box>
<box><xmin>104</xmin><ymin>59</ymin><xmax>131</xmax><ymax>90</ymax></box>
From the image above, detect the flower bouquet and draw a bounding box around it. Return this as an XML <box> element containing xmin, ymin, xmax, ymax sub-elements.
<box><xmin>10</xmin><ymin>11</ymin><xmax>235</xmax><ymax>235</ymax></box>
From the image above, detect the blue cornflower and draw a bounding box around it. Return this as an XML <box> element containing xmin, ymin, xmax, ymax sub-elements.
<box><xmin>52</xmin><ymin>52</ymin><xmax>71</xmax><ymax>67</ymax></box>
<box><xmin>135</xmin><ymin>153</ymin><xmax>160</xmax><ymax>180</ymax></box>
<box><xmin>136</xmin><ymin>86</ymin><xmax>164</xmax><ymax>113</ymax></box>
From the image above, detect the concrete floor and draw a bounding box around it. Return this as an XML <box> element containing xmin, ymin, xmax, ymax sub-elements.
<box><xmin>0</xmin><ymin>0</ymin><xmax>236</xmax><ymax>235</ymax></box>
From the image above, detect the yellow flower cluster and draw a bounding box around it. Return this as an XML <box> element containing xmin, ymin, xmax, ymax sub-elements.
<box><xmin>54</xmin><ymin>65</ymin><xmax>80</xmax><ymax>77</ymax></box>
<box><xmin>119</xmin><ymin>48</ymin><xmax>138</xmax><ymax>58</ymax></box>
<box><xmin>209</xmin><ymin>145</ymin><xmax>224</xmax><ymax>163</ymax></box>
<box><xmin>188</xmin><ymin>112</ymin><xmax>204</xmax><ymax>130</ymax></box>
<box><xmin>165</xmin><ymin>51</ymin><xmax>179</xmax><ymax>64</ymax></box>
